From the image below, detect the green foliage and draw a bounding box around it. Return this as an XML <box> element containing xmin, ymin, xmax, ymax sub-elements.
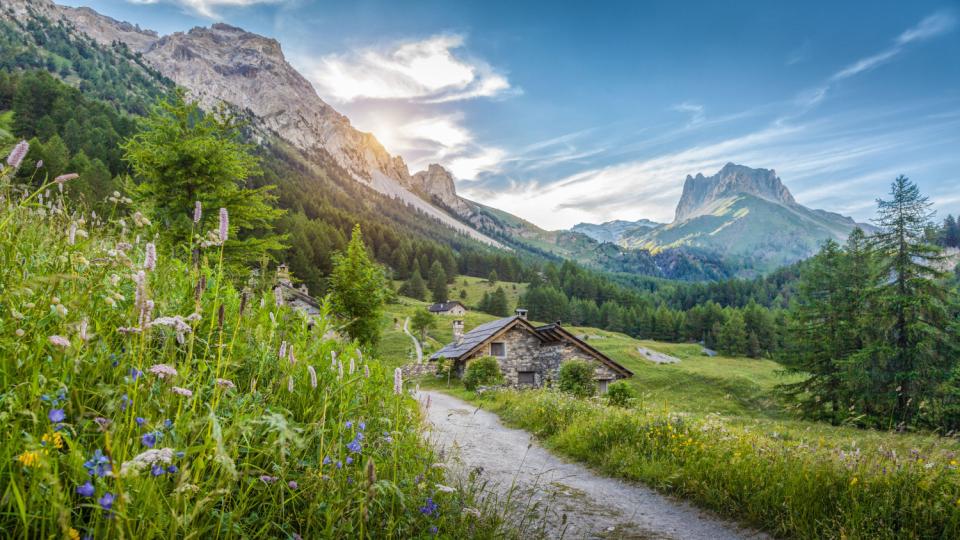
<box><xmin>124</xmin><ymin>91</ymin><xmax>285</xmax><ymax>266</ymax></box>
<box><xmin>0</xmin><ymin>164</ymin><xmax>507</xmax><ymax>538</ymax></box>
<box><xmin>400</xmin><ymin>265</ymin><xmax>428</xmax><ymax>300</ymax></box>
<box><xmin>605</xmin><ymin>381</ymin><xmax>637</xmax><ymax>407</ymax></box>
<box><xmin>410</xmin><ymin>308</ymin><xmax>436</xmax><ymax>341</ymax></box>
<box><xmin>462</xmin><ymin>356</ymin><xmax>504</xmax><ymax>391</ymax></box>
<box><xmin>558</xmin><ymin>360</ymin><xmax>597</xmax><ymax>398</ymax></box>
<box><xmin>782</xmin><ymin>177</ymin><xmax>960</xmax><ymax>429</ymax></box>
<box><xmin>330</xmin><ymin>225</ymin><xmax>389</xmax><ymax>347</ymax></box>
<box><xmin>428</xmin><ymin>260</ymin><xmax>448</xmax><ymax>303</ymax></box>
<box><xmin>477</xmin><ymin>286</ymin><xmax>509</xmax><ymax>317</ymax></box>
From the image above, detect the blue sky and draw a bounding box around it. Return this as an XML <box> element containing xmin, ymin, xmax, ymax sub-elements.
<box><xmin>64</xmin><ymin>0</ymin><xmax>960</xmax><ymax>229</ymax></box>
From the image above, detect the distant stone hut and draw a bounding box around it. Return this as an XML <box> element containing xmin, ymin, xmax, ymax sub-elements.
<box><xmin>430</xmin><ymin>309</ymin><xmax>632</xmax><ymax>392</ymax></box>
<box><xmin>428</xmin><ymin>300</ymin><xmax>468</xmax><ymax>316</ymax></box>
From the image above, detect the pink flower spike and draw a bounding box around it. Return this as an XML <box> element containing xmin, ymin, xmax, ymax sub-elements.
<box><xmin>218</xmin><ymin>208</ymin><xmax>229</xmax><ymax>243</ymax></box>
<box><xmin>6</xmin><ymin>140</ymin><xmax>28</xmax><ymax>169</ymax></box>
<box><xmin>49</xmin><ymin>335</ymin><xmax>70</xmax><ymax>348</ymax></box>
<box><xmin>54</xmin><ymin>173</ymin><xmax>78</xmax><ymax>184</ymax></box>
<box><xmin>171</xmin><ymin>386</ymin><xmax>193</xmax><ymax>397</ymax></box>
<box><xmin>193</xmin><ymin>201</ymin><xmax>202</xmax><ymax>224</ymax></box>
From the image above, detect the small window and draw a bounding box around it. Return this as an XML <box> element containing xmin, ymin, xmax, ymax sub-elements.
<box><xmin>518</xmin><ymin>371</ymin><xmax>536</xmax><ymax>385</ymax></box>
<box><xmin>490</xmin><ymin>342</ymin><xmax>506</xmax><ymax>357</ymax></box>
<box><xmin>597</xmin><ymin>379</ymin><xmax>611</xmax><ymax>394</ymax></box>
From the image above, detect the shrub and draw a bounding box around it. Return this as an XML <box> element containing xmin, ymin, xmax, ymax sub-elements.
<box><xmin>605</xmin><ymin>381</ymin><xmax>637</xmax><ymax>407</ymax></box>
<box><xmin>558</xmin><ymin>360</ymin><xmax>597</xmax><ymax>397</ymax></box>
<box><xmin>463</xmin><ymin>356</ymin><xmax>504</xmax><ymax>391</ymax></box>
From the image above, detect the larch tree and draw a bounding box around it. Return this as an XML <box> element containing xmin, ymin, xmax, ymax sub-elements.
<box><xmin>330</xmin><ymin>224</ymin><xmax>388</xmax><ymax>347</ymax></box>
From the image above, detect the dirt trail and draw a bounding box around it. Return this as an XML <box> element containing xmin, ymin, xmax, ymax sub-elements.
<box><xmin>403</xmin><ymin>317</ymin><xmax>423</xmax><ymax>363</ymax></box>
<box><xmin>420</xmin><ymin>390</ymin><xmax>765</xmax><ymax>540</ymax></box>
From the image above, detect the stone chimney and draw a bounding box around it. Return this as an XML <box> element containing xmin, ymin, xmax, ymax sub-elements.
<box><xmin>515</xmin><ymin>308</ymin><xmax>528</xmax><ymax>320</ymax></box>
<box><xmin>276</xmin><ymin>263</ymin><xmax>292</xmax><ymax>287</ymax></box>
<box><xmin>453</xmin><ymin>320</ymin><xmax>465</xmax><ymax>344</ymax></box>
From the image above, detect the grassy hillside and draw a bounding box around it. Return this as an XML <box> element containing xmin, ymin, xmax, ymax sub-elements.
<box><xmin>0</xmin><ymin>165</ymin><xmax>513</xmax><ymax>538</ymax></box>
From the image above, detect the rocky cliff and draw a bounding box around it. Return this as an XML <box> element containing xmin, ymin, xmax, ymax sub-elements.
<box><xmin>674</xmin><ymin>163</ymin><xmax>796</xmax><ymax>222</ymax></box>
<box><xmin>19</xmin><ymin>0</ymin><xmax>500</xmax><ymax>246</ymax></box>
<box><xmin>410</xmin><ymin>164</ymin><xmax>473</xmax><ymax>216</ymax></box>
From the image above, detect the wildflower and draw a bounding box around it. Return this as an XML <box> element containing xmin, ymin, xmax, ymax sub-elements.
<box><xmin>323</xmin><ymin>456</ymin><xmax>332</xmax><ymax>466</ymax></box>
<box><xmin>336</xmin><ymin>461</ymin><xmax>343</xmax><ymax>469</ymax></box>
<box><xmin>148</xmin><ymin>363</ymin><xmax>178</xmax><ymax>380</ymax></box>
<box><xmin>132</xmin><ymin>211</ymin><xmax>150</xmax><ymax>227</ymax></box>
<box><xmin>462</xmin><ymin>507</ymin><xmax>481</xmax><ymax>518</ymax></box>
<box><xmin>287</xmin><ymin>376</ymin><xmax>294</xmax><ymax>393</ymax></box>
<box><xmin>151</xmin><ymin>464</ymin><xmax>164</xmax><ymax>477</ymax></box>
<box><xmin>349</xmin><ymin>357</ymin><xmax>355</xmax><ymax>375</ymax></box>
<box><xmin>78</xmin><ymin>319</ymin><xmax>89</xmax><ymax>341</ymax></box>
<box><xmin>94</xmin><ymin>417</ymin><xmax>112</xmax><ymax>431</ymax></box>
<box><xmin>119</xmin><ymin>394</ymin><xmax>131</xmax><ymax>412</ymax></box>
<box><xmin>850</xmin><ymin>477</ymin><xmax>859</xmax><ymax>486</ymax></box>
<box><xmin>117</xmin><ymin>326</ymin><xmax>141</xmax><ymax>334</ymax></box>
<box><xmin>419</xmin><ymin>497</ymin><xmax>438</xmax><ymax>516</ymax></box>
<box><xmin>435</xmin><ymin>484</ymin><xmax>456</xmax><ymax>493</ymax></box>
<box><xmin>83</xmin><ymin>450</ymin><xmax>111</xmax><ymax>477</ymax></box>
<box><xmin>76</xmin><ymin>482</ymin><xmax>95</xmax><ymax>497</ymax></box>
<box><xmin>364</xmin><ymin>364</ymin><xmax>370</xmax><ymax>378</ymax></box>
<box><xmin>42</xmin><ymin>432</ymin><xmax>64</xmax><ymax>449</ymax></box>
<box><xmin>171</xmin><ymin>386</ymin><xmax>193</xmax><ymax>397</ymax></box>
<box><xmin>393</xmin><ymin>367</ymin><xmax>403</xmax><ymax>395</ymax></box>
<box><xmin>167</xmin><ymin>465</ymin><xmax>178</xmax><ymax>474</ymax></box>
<box><xmin>345</xmin><ymin>456</ymin><xmax>354</xmax><ymax>465</ymax></box>
<box><xmin>98</xmin><ymin>492</ymin><xmax>114</xmax><ymax>512</ymax></box>
<box><xmin>215</xmin><ymin>378</ymin><xmax>236</xmax><ymax>389</ymax></box>
<box><xmin>54</xmin><ymin>173</ymin><xmax>78</xmax><ymax>184</ymax></box>
<box><xmin>16</xmin><ymin>451</ymin><xmax>40</xmax><ymax>468</ymax></box>
<box><xmin>260</xmin><ymin>475</ymin><xmax>278</xmax><ymax>484</ymax></box>
<box><xmin>68</xmin><ymin>529</ymin><xmax>79</xmax><ymax>540</ymax></box>
<box><xmin>143</xmin><ymin>242</ymin><xmax>156</xmax><ymax>271</ymax></box>
<box><xmin>307</xmin><ymin>365</ymin><xmax>318</xmax><ymax>389</ymax></box>
<box><xmin>49</xmin><ymin>335</ymin><xmax>70</xmax><ymax>348</ymax></box>
<box><xmin>139</xmin><ymin>299</ymin><xmax>154</xmax><ymax>328</ymax></box>
<box><xmin>288</xmin><ymin>344</ymin><xmax>296</xmax><ymax>365</ymax></box>
<box><xmin>141</xmin><ymin>432</ymin><xmax>158</xmax><ymax>448</ymax></box>
<box><xmin>68</xmin><ymin>222</ymin><xmax>77</xmax><ymax>245</ymax></box>
<box><xmin>149</xmin><ymin>315</ymin><xmax>192</xmax><ymax>344</ymax></box>
<box><xmin>119</xmin><ymin>447</ymin><xmax>175</xmax><ymax>477</ymax></box>
<box><xmin>129</xmin><ymin>368</ymin><xmax>143</xmax><ymax>381</ymax></box>
<box><xmin>193</xmin><ymin>201</ymin><xmax>202</xmax><ymax>224</ymax></box>
<box><xmin>36</xmin><ymin>160</ymin><xmax>43</xmax><ymax>168</ymax></box>
<box><xmin>136</xmin><ymin>417</ymin><xmax>147</xmax><ymax>426</ymax></box>
<box><xmin>274</xmin><ymin>286</ymin><xmax>284</xmax><ymax>307</ymax></box>
<box><xmin>6</xmin><ymin>140</ymin><xmax>28</xmax><ymax>169</ymax></box>
<box><xmin>48</xmin><ymin>408</ymin><xmax>66</xmax><ymax>423</ymax></box>
<box><xmin>278</xmin><ymin>341</ymin><xmax>287</xmax><ymax>360</ymax></box>
<box><xmin>347</xmin><ymin>437</ymin><xmax>362</xmax><ymax>454</ymax></box>
<box><xmin>338</xmin><ymin>361</ymin><xmax>343</xmax><ymax>381</ymax></box>
<box><xmin>218</xmin><ymin>208</ymin><xmax>229</xmax><ymax>243</ymax></box>
<box><xmin>346</xmin><ymin>420</ymin><xmax>353</xmax><ymax>429</ymax></box>
<box><xmin>288</xmin><ymin>480</ymin><xmax>298</xmax><ymax>489</ymax></box>
<box><xmin>429</xmin><ymin>526</ymin><xmax>438</xmax><ymax>535</ymax></box>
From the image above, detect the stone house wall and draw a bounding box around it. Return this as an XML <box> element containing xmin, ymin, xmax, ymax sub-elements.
<box><xmin>439</xmin><ymin>305</ymin><xmax>467</xmax><ymax>316</ymax></box>
<box><xmin>456</xmin><ymin>326</ymin><xmax>622</xmax><ymax>388</ymax></box>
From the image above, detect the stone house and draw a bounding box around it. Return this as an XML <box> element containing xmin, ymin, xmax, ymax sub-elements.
<box><xmin>430</xmin><ymin>309</ymin><xmax>632</xmax><ymax>392</ymax></box>
<box><xmin>428</xmin><ymin>300</ymin><xmax>468</xmax><ymax>316</ymax></box>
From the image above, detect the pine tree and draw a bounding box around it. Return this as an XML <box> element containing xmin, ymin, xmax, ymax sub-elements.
<box><xmin>869</xmin><ymin>176</ymin><xmax>956</xmax><ymax>425</ymax></box>
<box><xmin>329</xmin><ymin>225</ymin><xmax>388</xmax><ymax>347</ymax></box>
<box><xmin>401</xmin><ymin>267</ymin><xmax>428</xmax><ymax>300</ymax></box>
<box><xmin>124</xmin><ymin>91</ymin><xmax>285</xmax><ymax>265</ymax></box>
<box><xmin>428</xmin><ymin>260</ymin><xmax>448</xmax><ymax>303</ymax></box>
<box><xmin>488</xmin><ymin>269</ymin><xmax>498</xmax><ymax>284</ymax></box>
<box><xmin>489</xmin><ymin>286</ymin><xmax>509</xmax><ymax>316</ymax></box>
<box><xmin>717</xmin><ymin>310</ymin><xmax>747</xmax><ymax>356</ymax></box>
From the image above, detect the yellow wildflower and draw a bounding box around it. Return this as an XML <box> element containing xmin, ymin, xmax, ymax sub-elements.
<box><xmin>68</xmin><ymin>528</ymin><xmax>80</xmax><ymax>540</ymax></box>
<box><xmin>17</xmin><ymin>451</ymin><xmax>40</xmax><ymax>468</ymax></box>
<box><xmin>42</xmin><ymin>431</ymin><xmax>64</xmax><ymax>450</ymax></box>
<box><xmin>850</xmin><ymin>477</ymin><xmax>859</xmax><ymax>486</ymax></box>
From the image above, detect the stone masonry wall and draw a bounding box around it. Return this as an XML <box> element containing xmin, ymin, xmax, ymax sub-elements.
<box><xmin>458</xmin><ymin>326</ymin><xmax>622</xmax><ymax>388</ymax></box>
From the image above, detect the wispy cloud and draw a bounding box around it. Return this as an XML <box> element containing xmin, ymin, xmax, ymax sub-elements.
<box><xmin>126</xmin><ymin>0</ymin><xmax>283</xmax><ymax>18</ymax></box>
<box><xmin>672</xmin><ymin>102</ymin><xmax>705</xmax><ymax>127</ymax></box>
<box><xmin>302</xmin><ymin>34</ymin><xmax>514</xmax><ymax>104</ymax></box>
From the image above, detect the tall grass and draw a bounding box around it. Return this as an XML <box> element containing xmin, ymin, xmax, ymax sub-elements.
<box><xmin>484</xmin><ymin>389</ymin><xmax>960</xmax><ymax>539</ymax></box>
<box><xmin>0</xmin><ymin>158</ymin><xmax>513</xmax><ymax>538</ymax></box>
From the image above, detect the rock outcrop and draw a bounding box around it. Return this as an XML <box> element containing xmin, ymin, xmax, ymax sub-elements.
<box><xmin>411</xmin><ymin>164</ymin><xmax>473</xmax><ymax>217</ymax></box>
<box><xmin>674</xmin><ymin>163</ymin><xmax>796</xmax><ymax>222</ymax></box>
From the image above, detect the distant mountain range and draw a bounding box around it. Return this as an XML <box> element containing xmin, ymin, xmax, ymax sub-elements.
<box><xmin>573</xmin><ymin>163</ymin><xmax>872</xmax><ymax>272</ymax></box>
<box><xmin>1</xmin><ymin>0</ymin><xmax>872</xmax><ymax>280</ymax></box>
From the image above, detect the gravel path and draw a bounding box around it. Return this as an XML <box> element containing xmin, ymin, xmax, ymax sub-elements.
<box><xmin>403</xmin><ymin>317</ymin><xmax>423</xmax><ymax>363</ymax></box>
<box><xmin>420</xmin><ymin>390</ymin><xmax>764</xmax><ymax>540</ymax></box>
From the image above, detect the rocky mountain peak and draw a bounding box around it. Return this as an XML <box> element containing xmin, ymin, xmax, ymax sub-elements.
<box><xmin>674</xmin><ymin>163</ymin><xmax>796</xmax><ymax>222</ymax></box>
<box><xmin>411</xmin><ymin>164</ymin><xmax>472</xmax><ymax>216</ymax></box>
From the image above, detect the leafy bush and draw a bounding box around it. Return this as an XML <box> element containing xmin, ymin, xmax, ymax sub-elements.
<box><xmin>0</xmin><ymin>151</ymin><xmax>511</xmax><ymax>538</ymax></box>
<box><xmin>463</xmin><ymin>356</ymin><xmax>504</xmax><ymax>391</ymax></box>
<box><xmin>605</xmin><ymin>381</ymin><xmax>637</xmax><ymax>407</ymax></box>
<box><xmin>558</xmin><ymin>360</ymin><xmax>597</xmax><ymax>397</ymax></box>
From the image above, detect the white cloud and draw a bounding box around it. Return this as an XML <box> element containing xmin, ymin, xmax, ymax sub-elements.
<box><xmin>672</xmin><ymin>102</ymin><xmax>705</xmax><ymax>126</ymax></box>
<box><xmin>126</xmin><ymin>0</ymin><xmax>283</xmax><ymax>18</ymax></box>
<box><xmin>303</xmin><ymin>34</ymin><xmax>513</xmax><ymax>104</ymax></box>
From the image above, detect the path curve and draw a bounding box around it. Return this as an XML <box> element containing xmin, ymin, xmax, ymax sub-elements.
<box><xmin>420</xmin><ymin>390</ymin><xmax>764</xmax><ymax>540</ymax></box>
<box><xmin>403</xmin><ymin>317</ymin><xmax>423</xmax><ymax>364</ymax></box>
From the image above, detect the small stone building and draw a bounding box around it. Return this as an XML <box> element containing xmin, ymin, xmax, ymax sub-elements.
<box><xmin>430</xmin><ymin>309</ymin><xmax>632</xmax><ymax>392</ymax></box>
<box><xmin>428</xmin><ymin>300</ymin><xmax>468</xmax><ymax>316</ymax></box>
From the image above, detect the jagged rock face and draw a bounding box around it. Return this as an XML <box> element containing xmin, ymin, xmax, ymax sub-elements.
<box><xmin>411</xmin><ymin>164</ymin><xmax>473</xmax><ymax>216</ymax></box>
<box><xmin>674</xmin><ymin>163</ymin><xmax>796</xmax><ymax>222</ymax></box>
<box><xmin>28</xmin><ymin>0</ymin><xmax>501</xmax><ymax>246</ymax></box>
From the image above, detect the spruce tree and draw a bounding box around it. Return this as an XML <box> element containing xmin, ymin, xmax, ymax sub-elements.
<box><xmin>329</xmin><ymin>225</ymin><xmax>388</xmax><ymax>347</ymax></box>
<box><xmin>428</xmin><ymin>260</ymin><xmax>448</xmax><ymax>303</ymax></box>
<box><xmin>869</xmin><ymin>176</ymin><xmax>956</xmax><ymax>425</ymax></box>
<box><xmin>401</xmin><ymin>267</ymin><xmax>427</xmax><ymax>300</ymax></box>
<box><xmin>489</xmin><ymin>286</ymin><xmax>509</xmax><ymax>316</ymax></box>
<box><xmin>124</xmin><ymin>91</ymin><xmax>285</xmax><ymax>265</ymax></box>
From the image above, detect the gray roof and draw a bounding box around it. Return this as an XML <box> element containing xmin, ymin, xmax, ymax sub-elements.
<box><xmin>430</xmin><ymin>316</ymin><xmax>518</xmax><ymax>360</ymax></box>
<box><xmin>428</xmin><ymin>301</ymin><xmax>466</xmax><ymax>313</ymax></box>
